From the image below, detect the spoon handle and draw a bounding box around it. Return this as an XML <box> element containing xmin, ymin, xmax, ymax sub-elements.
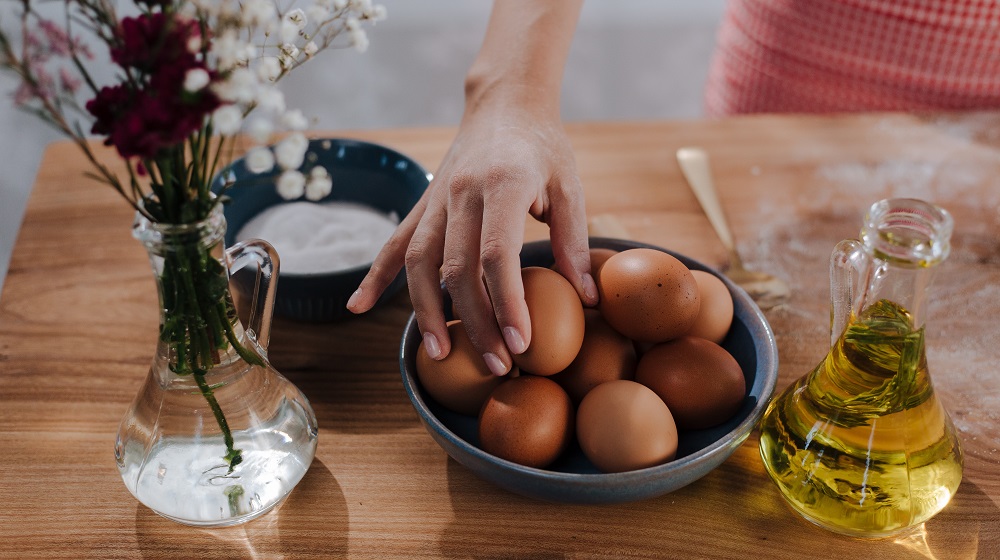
<box><xmin>676</xmin><ymin>147</ymin><xmax>736</xmax><ymax>253</ymax></box>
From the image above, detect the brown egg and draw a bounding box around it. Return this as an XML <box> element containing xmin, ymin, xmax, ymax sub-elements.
<box><xmin>478</xmin><ymin>376</ymin><xmax>575</xmax><ymax>468</ymax></box>
<box><xmin>515</xmin><ymin>267</ymin><xmax>586</xmax><ymax>375</ymax></box>
<box><xmin>598</xmin><ymin>248</ymin><xmax>700</xmax><ymax>343</ymax></box>
<box><xmin>415</xmin><ymin>320</ymin><xmax>512</xmax><ymax>416</ymax></box>
<box><xmin>688</xmin><ymin>270</ymin><xmax>734</xmax><ymax>344</ymax></box>
<box><xmin>634</xmin><ymin>336</ymin><xmax>746</xmax><ymax>430</ymax></box>
<box><xmin>576</xmin><ymin>380</ymin><xmax>678</xmax><ymax>473</ymax></box>
<box><xmin>550</xmin><ymin>309</ymin><xmax>637</xmax><ymax>404</ymax></box>
<box><xmin>589</xmin><ymin>247</ymin><xmax>619</xmax><ymax>280</ymax></box>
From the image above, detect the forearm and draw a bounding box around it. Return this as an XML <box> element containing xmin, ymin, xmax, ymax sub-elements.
<box><xmin>464</xmin><ymin>0</ymin><xmax>583</xmax><ymax>116</ymax></box>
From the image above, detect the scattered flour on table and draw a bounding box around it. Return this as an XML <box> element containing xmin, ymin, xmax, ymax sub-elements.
<box><xmin>812</xmin><ymin>159</ymin><xmax>996</xmax><ymax>206</ymax></box>
<box><xmin>237</xmin><ymin>201</ymin><xmax>399</xmax><ymax>274</ymax></box>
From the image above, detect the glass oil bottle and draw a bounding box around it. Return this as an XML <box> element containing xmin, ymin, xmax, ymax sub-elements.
<box><xmin>759</xmin><ymin>198</ymin><xmax>963</xmax><ymax>537</ymax></box>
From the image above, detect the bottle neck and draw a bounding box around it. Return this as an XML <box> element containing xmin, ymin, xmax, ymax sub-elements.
<box><xmin>857</xmin><ymin>198</ymin><xmax>953</xmax><ymax>329</ymax></box>
<box><xmin>133</xmin><ymin>206</ymin><xmax>248</xmax><ymax>374</ymax></box>
<box><xmin>859</xmin><ymin>259</ymin><xmax>936</xmax><ymax>329</ymax></box>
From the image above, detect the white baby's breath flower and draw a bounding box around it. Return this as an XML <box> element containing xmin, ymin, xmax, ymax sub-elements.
<box><xmin>212</xmin><ymin>105</ymin><xmax>243</xmax><ymax>135</ymax></box>
<box><xmin>351</xmin><ymin>28</ymin><xmax>369</xmax><ymax>52</ymax></box>
<box><xmin>211</xmin><ymin>30</ymin><xmax>251</xmax><ymax>70</ymax></box>
<box><xmin>213</xmin><ymin>0</ymin><xmax>240</xmax><ymax>19</ymax></box>
<box><xmin>243</xmin><ymin>43</ymin><xmax>258</xmax><ymax>62</ymax></box>
<box><xmin>306</xmin><ymin>5</ymin><xmax>330</xmax><ymax>23</ymax></box>
<box><xmin>333</xmin><ymin>0</ymin><xmax>348</xmax><ymax>10</ymax></box>
<box><xmin>276</xmin><ymin>170</ymin><xmax>306</xmax><ymax>199</ymax></box>
<box><xmin>285</xmin><ymin>8</ymin><xmax>307</xmax><ymax>28</ymax></box>
<box><xmin>275</xmin><ymin>132</ymin><xmax>309</xmax><ymax>170</ymax></box>
<box><xmin>371</xmin><ymin>4</ymin><xmax>387</xmax><ymax>21</ymax></box>
<box><xmin>352</xmin><ymin>0</ymin><xmax>372</xmax><ymax>14</ymax></box>
<box><xmin>245</xmin><ymin>147</ymin><xmax>276</xmax><ymax>173</ymax></box>
<box><xmin>345</xmin><ymin>17</ymin><xmax>360</xmax><ymax>32</ymax></box>
<box><xmin>304</xmin><ymin>41</ymin><xmax>319</xmax><ymax>57</ymax></box>
<box><xmin>183</xmin><ymin>68</ymin><xmax>210</xmax><ymax>92</ymax></box>
<box><xmin>256</xmin><ymin>87</ymin><xmax>286</xmax><ymax>114</ymax></box>
<box><xmin>280</xmin><ymin>19</ymin><xmax>300</xmax><ymax>43</ymax></box>
<box><xmin>213</xmin><ymin>67</ymin><xmax>257</xmax><ymax>104</ymax></box>
<box><xmin>187</xmin><ymin>34</ymin><xmax>202</xmax><ymax>54</ymax></box>
<box><xmin>282</xmin><ymin>109</ymin><xmax>309</xmax><ymax>131</ymax></box>
<box><xmin>279</xmin><ymin>43</ymin><xmax>300</xmax><ymax>69</ymax></box>
<box><xmin>305</xmin><ymin>171</ymin><xmax>333</xmax><ymax>201</ymax></box>
<box><xmin>243</xmin><ymin>0</ymin><xmax>278</xmax><ymax>26</ymax></box>
<box><xmin>246</xmin><ymin>117</ymin><xmax>274</xmax><ymax>143</ymax></box>
<box><xmin>257</xmin><ymin>57</ymin><xmax>282</xmax><ymax>82</ymax></box>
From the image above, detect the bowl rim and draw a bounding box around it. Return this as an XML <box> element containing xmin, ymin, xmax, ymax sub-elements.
<box><xmin>215</xmin><ymin>136</ymin><xmax>433</xmax><ymax>279</ymax></box>
<box><xmin>398</xmin><ymin>237</ymin><xmax>779</xmax><ymax>491</ymax></box>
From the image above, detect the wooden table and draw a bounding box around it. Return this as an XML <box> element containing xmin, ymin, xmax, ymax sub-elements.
<box><xmin>2</xmin><ymin>113</ymin><xmax>998</xmax><ymax>559</ymax></box>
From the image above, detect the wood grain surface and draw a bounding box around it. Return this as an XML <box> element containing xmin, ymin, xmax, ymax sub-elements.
<box><xmin>1</xmin><ymin>113</ymin><xmax>999</xmax><ymax>559</ymax></box>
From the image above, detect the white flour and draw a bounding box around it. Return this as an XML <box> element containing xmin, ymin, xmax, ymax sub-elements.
<box><xmin>237</xmin><ymin>201</ymin><xmax>399</xmax><ymax>274</ymax></box>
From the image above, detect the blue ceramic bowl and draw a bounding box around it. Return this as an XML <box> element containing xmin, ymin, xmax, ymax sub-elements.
<box><xmin>399</xmin><ymin>238</ymin><xmax>778</xmax><ymax>503</ymax></box>
<box><xmin>213</xmin><ymin>138</ymin><xmax>430</xmax><ymax>322</ymax></box>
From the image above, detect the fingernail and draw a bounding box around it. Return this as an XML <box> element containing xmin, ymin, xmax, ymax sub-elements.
<box><xmin>483</xmin><ymin>352</ymin><xmax>508</xmax><ymax>376</ymax></box>
<box><xmin>582</xmin><ymin>273</ymin><xmax>598</xmax><ymax>303</ymax></box>
<box><xmin>346</xmin><ymin>288</ymin><xmax>362</xmax><ymax>310</ymax></box>
<box><xmin>423</xmin><ymin>332</ymin><xmax>442</xmax><ymax>360</ymax></box>
<box><xmin>502</xmin><ymin>326</ymin><xmax>528</xmax><ymax>354</ymax></box>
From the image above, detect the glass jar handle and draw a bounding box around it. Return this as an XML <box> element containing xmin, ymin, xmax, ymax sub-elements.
<box><xmin>226</xmin><ymin>239</ymin><xmax>279</xmax><ymax>352</ymax></box>
<box><xmin>829</xmin><ymin>239</ymin><xmax>869</xmax><ymax>347</ymax></box>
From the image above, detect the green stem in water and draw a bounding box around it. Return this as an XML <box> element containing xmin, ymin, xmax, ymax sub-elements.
<box><xmin>193</xmin><ymin>371</ymin><xmax>242</xmax><ymax>473</ymax></box>
<box><xmin>157</xmin><ymin>235</ymin><xmax>260</xmax><ymax>470</ymax></box>
<box><xmin>214</xmin><ymin>299</ymin><xmax>264</xmax><ymax>366</ymax></box>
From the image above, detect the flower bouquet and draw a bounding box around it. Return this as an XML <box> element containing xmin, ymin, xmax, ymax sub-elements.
<box><xmin>1</xmin><ymin>0</ymin><xmax>384</xmax><ymax>525</ymax></box>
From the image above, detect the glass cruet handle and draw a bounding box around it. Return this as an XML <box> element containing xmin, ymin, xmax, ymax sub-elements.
<box><xmin>829</xmin><ymin>239</ymin><xmax>870</xmax><ymax>347</ymax></box>
<box><xmin>226</xmin><ymin>238</ymin><xmax>280</xmax><ymax>352</ymax></box>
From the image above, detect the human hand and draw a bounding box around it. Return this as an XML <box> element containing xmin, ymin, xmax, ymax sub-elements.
<box><xmin>346</xmin><ymin>102</ymin><xmax>598</xmax><ymax>375</ymax></box>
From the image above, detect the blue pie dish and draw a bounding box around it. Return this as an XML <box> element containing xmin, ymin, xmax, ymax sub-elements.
<box><xmin>399</xmin><ymin>238</ymin><xmax>779</xmax><ymax>504</ymax></box>
<box><xmin>212</xmin><ymin>138</ymin><xmax>431</xmax><ymax>322</ymax></box>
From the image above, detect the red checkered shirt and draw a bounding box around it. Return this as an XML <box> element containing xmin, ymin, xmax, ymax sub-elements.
<box><xmin>704</xmin><ymin>0</ymin><xmax>1000</xmax><ymax>115</ymax></box>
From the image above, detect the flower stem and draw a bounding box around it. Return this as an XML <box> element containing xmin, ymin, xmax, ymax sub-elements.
<box><xmin>157</xmin><ymin>230</ymin><xmax>260</xmax><ymax>470</ymax></box>
<box><xmin>192</xmin><ymin>371</ymin><xmax>242</xmax><ymax>473</ymax></box>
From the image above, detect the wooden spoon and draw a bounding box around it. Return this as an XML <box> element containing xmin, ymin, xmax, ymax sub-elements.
<box><xmin>676</xmin><ymin>147</ymin><xmax>789</xmax><ymax>309</ymax></box>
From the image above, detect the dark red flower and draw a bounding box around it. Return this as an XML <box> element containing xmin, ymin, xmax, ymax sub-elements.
<box><xmin>110</xmin><ymin>13</ymin><xmax>201</xmax><ymax>73</ymax></box>
<box><xmin>86</xmin><ymin>84</ymin><xmax>132</xmax><ymax>136</ymax></box>
<box><xmin>86</xmin><ymin>11</ymin><xmax>223</xmax><ymax>160</ymax></box>
<box><xmin>86</xmin><ymin>75</ymin><xmax>220</xmax><ymax>159</ymax></box>
<box><xmin>136</xmin><ymin>0</ymin><xmax>174</xmax><ymax>9</ymax></box>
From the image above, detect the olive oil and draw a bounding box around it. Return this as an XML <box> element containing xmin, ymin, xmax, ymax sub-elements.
<box><xmin>759</xmin><ymin>299</ymin><xmax>963</xmax><ymax>537</ymax></box>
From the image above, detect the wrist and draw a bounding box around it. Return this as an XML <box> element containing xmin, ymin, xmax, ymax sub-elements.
<box><xmin>463</xmin><ymin>69</ymin><xmax>561</xmax><ymax>121</ymax></box>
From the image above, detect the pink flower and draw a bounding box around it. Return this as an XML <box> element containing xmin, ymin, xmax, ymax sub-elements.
<box><xmin>29</xmin><ymin>20</ymin><xmax>94</xmax><ymax>61</ymax></box>
<box><xmin>58</xmin><ymin>67</ymin><xmax>81</xmax><ymax>94</ymax></box>
<box><xmin>13</xmin><ymin>63</ymin><xmax>54</xmax><ymax>106</ymax></box>
<box><xmin>13</xmin><ymin>83</ymin><xmax>35</xmax><ymax>106</ymax></box>
<box><xmin>37</xmin><ymin>20</ymin><xmax>73</xmax><ymax>57</ymax></box>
